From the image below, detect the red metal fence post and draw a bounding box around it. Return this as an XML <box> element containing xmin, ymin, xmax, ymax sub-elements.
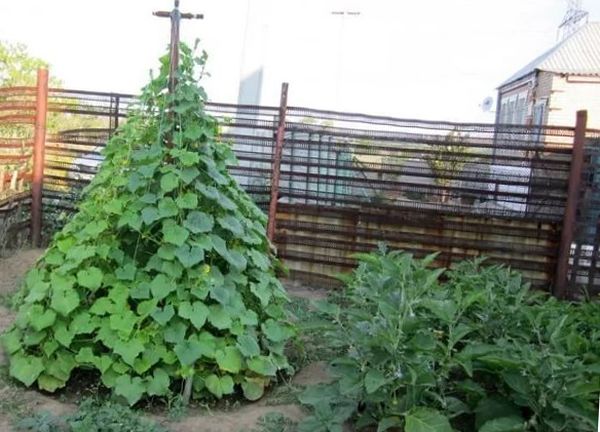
<box><xmin>554</xmin><ymin>110</ymin><xmax>587</xmax><ymax>299</ymax></box>
<box><xmin>267</xmin><ymin>82</ymin><xmax>289</xmax><ymax>242</ymax></box>
<box><xmin>31</xmin><ymin>68</ymin><xmax>49</xmax><ymax>247</ymax></box>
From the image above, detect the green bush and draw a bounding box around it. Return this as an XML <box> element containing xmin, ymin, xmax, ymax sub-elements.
<box><xmin>2</xmin><ymin>43</ymin><xmax>294</xmax><ymax>405</ymax></box>
<box><xmin>298</xmin><ymin>248</ymin><xmax>600</xmax><ymax>432</ymax></box>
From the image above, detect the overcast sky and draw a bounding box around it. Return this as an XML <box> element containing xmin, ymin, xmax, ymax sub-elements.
<box><xmin>1</xmin><ymin>0</ymin><xmax>599</xmax><ymax>123</ymax></box>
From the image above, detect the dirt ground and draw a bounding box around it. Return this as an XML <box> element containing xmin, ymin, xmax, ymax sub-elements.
<box><xmin>0</xmin><ymin>248</ymin><xmax>332</xmax><ymax>432</ymax></box>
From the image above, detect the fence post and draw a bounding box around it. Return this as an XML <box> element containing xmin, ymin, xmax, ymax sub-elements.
<box><xmin>554</xmin><ymin>110</ymin><xmax>587</xmax><ymax>299</ymax></box>
<box><xmin>267</xmin><ymin>82</ymin><xmax>289</xmax><ymax>242</ymax></box>
<box><xmin>31</xmin><ymin>68</ymin><xmax>49</xmax><ymax>247</ymax></box>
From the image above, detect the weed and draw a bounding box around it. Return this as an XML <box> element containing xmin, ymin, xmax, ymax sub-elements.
<box><xmin>250</xmin><ymin>412</ymin><xmax>297</xmax><ymax>432</ymax></box>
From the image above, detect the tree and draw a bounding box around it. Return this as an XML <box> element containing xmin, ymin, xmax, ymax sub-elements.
<box><xmin>426</xmin><ymin>129</ymin><xmax>471</xmax><ymax>203</ymax></box>
<box><xmin>0</xmin><ymin>41</ymin><xmax>61</xmax><ymax>87</ymax></box>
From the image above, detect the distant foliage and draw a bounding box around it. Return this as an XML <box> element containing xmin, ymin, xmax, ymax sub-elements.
<box><xmin>298</xmin><ymin>248</ymin><xmax>600</xmax><ymax>431</ymax></box>
<box><xmin>2</xmin><ymin>44</ymin><xmax>294</xmax><ymax>405</ymax></box>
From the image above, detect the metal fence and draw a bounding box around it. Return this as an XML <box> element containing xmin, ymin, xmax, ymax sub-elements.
<box><xmin>1</xmin><ymin>79</ymin><xmax>599</xmax><ymax>298</ymax></box>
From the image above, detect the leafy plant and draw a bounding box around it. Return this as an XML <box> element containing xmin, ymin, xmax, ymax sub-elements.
<box><xmin>250</xmin><ymin>412</ymin><xmax>297</xmax><ymax>432</ymax></box>
<box><xmin>1</xmin><ymin>43</ymin><xmax>294</xmax><ymax>405</ymax></box>
<box><xmin>298</xmin><ymin>247</ymin><xmax>600</xmax><ymax>431</ymax></box>
<box><xmin>15</xmin><ymin>411</ymin><xmax>63</xmax><ymax>432</ymax></box>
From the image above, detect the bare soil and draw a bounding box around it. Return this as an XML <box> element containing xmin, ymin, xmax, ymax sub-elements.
<box><xmin>0</xmin><ymin>248</ymin><xmax>332</xmax><ymax>431</ymax></box>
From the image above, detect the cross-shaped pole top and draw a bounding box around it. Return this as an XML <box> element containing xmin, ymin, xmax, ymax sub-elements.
<box><xmin>153</xmin><ymin>0</ymin><xmax>203</xmax><ymax>93</ymax></box>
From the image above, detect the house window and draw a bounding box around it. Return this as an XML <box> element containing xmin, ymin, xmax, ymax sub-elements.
<box><xmin>499</xmin><ymin>91</ymin><xmax>528</xmax><ymax>125</ymax></box>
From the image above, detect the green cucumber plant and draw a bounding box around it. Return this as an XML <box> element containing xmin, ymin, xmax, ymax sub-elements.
<box><xmin>2</xmin><ymin>43</ymin><xmax>295</xmax><ymax>405</ymax></box>
<box><xmin>298</xmin><ymin>247</ymin><xmax>600</xmax><ymax>432</ymax></box>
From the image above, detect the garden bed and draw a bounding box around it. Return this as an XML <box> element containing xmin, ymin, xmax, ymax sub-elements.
<box><xmin>0</xmin><ymin>249</ymin><xmax>333</xmax><ymax>432</ymax></box>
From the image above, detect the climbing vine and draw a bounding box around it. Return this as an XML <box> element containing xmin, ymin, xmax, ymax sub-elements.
<box><xmin>2</xmin><ymin>44</ymin><xmax>294</xmax><ymax>405</ymax></box>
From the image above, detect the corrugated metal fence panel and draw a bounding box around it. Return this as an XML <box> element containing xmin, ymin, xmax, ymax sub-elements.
<box><xmin>275</xmin><ymin>106</ymin><xmax>575</xmax><ymax>288</ymax></box>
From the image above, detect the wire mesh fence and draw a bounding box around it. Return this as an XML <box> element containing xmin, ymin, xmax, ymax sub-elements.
<box><xmin>1</xmin><ymin>85</ymin><xmax>599</xmax><ymax>295</ymax></box>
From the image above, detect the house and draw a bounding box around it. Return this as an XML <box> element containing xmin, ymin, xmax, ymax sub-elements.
<box><xmin>496</xmin><ymin>21</ymin><xmax>600</xmax><ymax>129</ymax></box>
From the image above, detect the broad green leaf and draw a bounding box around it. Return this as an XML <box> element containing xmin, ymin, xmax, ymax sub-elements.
<box><xmin>237</xmin><ymin>334</ymin><xmax>261</xmax><ymax>357</ymax></box>
<box><xmin>54</xmin><ymin>322</ymin><xmax>74</xmax><ymax>347</ymax></box>
<box><xmin>215</xmin><ymin>347</ymin><xmax>242</xmax><ymax>373</ymax></box>
<box><xmin>421</xmin><ymin>299</ymin><xmax>457</xmax><ymax>323</ymax></box>
<box><xmin>141</xmin><ymin>206</ymin><xmax>160</xmax><ymax>225</ymax></box>
<box><xmin>178</xmin><ymin>301</ymin><xmax>209</xmax><ymax>329</ymax></box>
<box><xmin>9</xmin><ymin>354</ymin><xmax>44</xmax><ymax>386</ymax></box>
<box><xmin>475</xmin><ymin>397</ymin><xmax>522</xmax><ymax>429</ymax></box>
<box><xmin>158</xmin><ymin>197</ymin><xmax>179</xmax><ymax>218</ymax></box>
<box><xmin>147</xmin><ymin>368</ymin><xmax>170</xmax><ymax>396</ymax></box>
<box><xmin>50</xmin><ymin>286</ymin><xmax>80</xmax><ymax>316</ymax></box>
<box><xmin>176</xmin><ymin>191</ymin><xmax>198</xmax><ymax>209</ymax></box>
<box><xmin>115</xmin><ymin>263</ymin><xmax>136</xmax><ymax>281</ymax></box>
<box><xmin>404</xmin><ymin>408</ymin><xmax>452</xmax><ymax>432</ymax></box>
<box><xmin>115</xmin><ymin>374</ymin><xmax>146</xmax><ymax>406</ymax></box>
<box><xmin>242</xmin><ymin>377</ymin><xmax>265</xmax><ymax>401</ymax></box>
<box><xmin>262</xmin><ymin>319</ymin><xmax>294</xmax><ymax>342</ymax></box>
<box><xmin>365</xmin><ymin>369</ymin><xmax>387</xmax><ymax>394</ymax></box>
<box><xmin>174</xmin><ymin>244</ymin><xmax>204</xmax><ymax>268</ymax></box>
<box><xmin>151</xmin><ymin>305</ymin><xmax>175</xmax><ymax>325</ymax></box>
<box><xmin>225</xmin><ymin>249</ymin><xmax>247</xmax><ymax>271</ymax></box>
<box><xmin>162</xmin><ymin>219</ymin><xmax>190</xmax><ymax>246</ymax></box>
<box><xmin>150</xmin><ymin>274</ymin><xmax>177</xmax><ymax>300</ymax></box>
<box><xmin>217</xmin><ymin>215</ymin><xmax>244</xmax><ymax>236</ymax></box>
<box><xmin>208</xmin><ymin>305</ymin><xmax>232</xmax><ymax>330</ymax></box>
<box><xmin>38</xmin><ymin>374</ymin><xmax>66</xmax><ymax>392</ymax></box>
<box><xmin>174</xmin><ymin>338</ymin><xmax>204</xmax><ymax>365</ymax></box>
<box><xmin>24</xmin><ymin>281</ymin><xmax>50</xmax><ymax>303</ymax></box>
<box><xmin>247</xmin><ymin>356</ymin><xmax>277</xmax><ymax>376</ymax></box>
<box><xmin>164</xmin><ymin>319</ymin><xmax>188</xmax><ymax>344</ymax></box>
<box><xmin>184</xmin><ymin>123</ymin><xmax>203</xmax><ymax>140</ymax></box>
<box><xmin>109</xmin><ymin>310</ymin><xmax>137</xmax><ymax>337</ymax></box>
<box><xmin>28</xmin><ymin>306</ymin><xmax>56</xmax><ymax>331</ymax></box>
<box><xmin>479</xmin><ymin>416</ymin><xmax>525</xmax><ymax>432</ymax></box>
<box><xmin>71</xmin><ymin>312</ymin><xmax>98</xmax><ymax>334</ymax></box>
<box><xmin>160</xmin><ymin>172</ymin><xmax>179</xmax><ymax>192</ymax></box>
<box><xmin>179</xmin><ymin>167</ymin><xmax>200</xmax><ymax>184</ymax></box>
<box><xmin>204</xmin><ymin>374</ymin><xmax>234</xmax><ymax>399</ymax></box>
<box><xmin>76</xmin><ymin>267</ymin><xmax>103</xmax><ymax>290</ymax></box>
<box><xmin>184</xmin><ymin>211</ymin><xmax>214</xmax><ymax>234</ymax></box>
<box><xmin>113</xmin><ymin>338</ymin><xmax>145</xmax><ymax>366</ymax></box>
<box><xmin>1</xmin><ymin>329</ymin><xmax>22</xmax><ymax>354</ymax></box>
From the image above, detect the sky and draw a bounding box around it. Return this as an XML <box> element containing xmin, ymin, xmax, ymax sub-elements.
<box><xmin>1</xmin><ymin>0</ymin><xmax>600</xmax><ymax>123</ymax></box>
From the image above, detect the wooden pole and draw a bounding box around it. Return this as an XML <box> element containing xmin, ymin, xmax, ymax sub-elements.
<box><xmin>267</xmin><ymin>82</ymin><xmax>289</xmax><ymax>242</ymax></box>
<box><xmin>554</xmin><ymin>110</ymin><xmax>587</xmax><ymax>299</ymax></box>
<box><xmin>31</xmin><ymin>68</ymin><xmax>49</xmax><ymax>247</ymax></box>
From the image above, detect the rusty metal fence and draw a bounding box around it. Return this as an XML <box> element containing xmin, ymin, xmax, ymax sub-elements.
<box><xmin>1</xmin><ymin>78</ymin><xmax>599</xmax><ymax>297</ymax></box>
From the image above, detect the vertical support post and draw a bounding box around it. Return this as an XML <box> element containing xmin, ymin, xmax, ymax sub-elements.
<box><xmin>31</xmin><ymin>68</ymin><xmax>49</xmax><ymax>248</ymax></box>
<box><xmin>114</xmin><ymin>95</ymin><xmax>120</xmax><ymax>130</ymax></box>
<box><xmin>267</xmin><ymin>82</ymin><xmax>289</xmax><ymax>242</ymax></box>
<box><xmin>554</xmin><ymin>110</ymin><xmax>587</xmax><ymax>298</ymax></box>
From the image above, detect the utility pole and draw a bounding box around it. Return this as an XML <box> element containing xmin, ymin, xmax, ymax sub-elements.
<box><xmin>330</xmin><ymin>10</ymin><xmax>361</xmax><ymax>109</ymax></box>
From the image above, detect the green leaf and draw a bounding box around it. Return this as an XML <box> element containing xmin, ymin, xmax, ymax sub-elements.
<box><xmin>54</xmin><ymin>322</ymin><xmax>74</xmax><ymax>347</ymax></box>
<box><xmin>1</xmin><ymin>329</ymin><xmax>22</xmax><ymax>354</ymax></box>
<box><xmin>225</xmin><ymin>249</ymin><xmax>247</xmax><ymax>271</ymax></box>
<box><xmin>208</xmin><ymin>305</ymin><xmax>232</xmax><ymax>330</ymax></box>
<box><xmin>184</xmin><ymin>211</ymin><xmax>214</xmax><ymax>234</ymax></box>
<box><xmin>179</xmin><ymin>167</ymin><xmax>200</xmax><ymax>184</ymax></box>
<box><xmin>237</xmin><ymin>334</ymin><xmax>260</xmax><ymax>358</ymax></box>
<box><xmin>178</xmin><ymin>301</ymin><xmax>209</xmax><ymax>329</ymax></box>
<box><xmin>147</xmin><ymin>368</ymin><xmax>170</xmax><ymax>396</ymax></box>
<box><xmin>160</xmin><ymin>172</ymin><xmax>179</xmax><ymax>192</ymax></box>
<box><xmin>28</xmin><ymin>306</ymin><xmax>56</xmax><ymax>331</ymax></box>
<box><xmin>164</xmin><ymin>319</ymin><xmax>188</xmax><ymax>344</ymax></box>
<box><xmin>176</xmin><ymin>192</ymin><xmax>198</xmax><ymax>209</ymax></box>
<box><xmin>50</xmin><ymin>286</ymin><xmax>80</xmax><ymax>316</ymax></box>
<box><xmin>247</xmin><ymin>356</ymin><xmax>277</xmax><ymax>376</ymax></box>
<box><xmin>241</xmin><ymin>378</ymin><xmax>265</xmax><ymax>401</ymax></box>
<box><xmin>217</xmin><ymin>215</ymin><xmax>244</xmax><ymax>236</ymax></box>
<box><xmin>151</xmin><ymin>304</ymin><xmax>175</xmax><ymax>325</ymax></box>
<box><xmin>113</xmin><ymin>338</ymin><xmax>145</xmax><ymax>366</ymax></box>
<box><xmin>475</xmin><ymin>397</ymin><xmax>521</xmax><ymax>429</ymax></box>
<box><xmin>109</xmin><ymin>310</ymin><xmax>137</xmax><ymax>337</ymax></box>
<box><xmin>204</xmin><ymin>374</ymin><xmax>234</xmax><ymax>399</ymax></box>
<box><xmin>141</xmin><ymin>206</ymin><xmax>161</xmax><ymax>225</ymax></box>
<box><xmin>184</xmin><ymin>123</ymin><xmax>203</xmax><ymax>140</ymax></box>
<box><xmin>38</xmin><ymin>374</ymin><xmax>66</xmax><ymax>392</ymax></box>
<box><xmin>404</xmin><ymin>408</ymin><xmax>452</xmax><ymax>432</ymax></box>
<box><xmin>479</xmin><ymin>416</ymin><xmax>525</xmax><ymax>432</ymax></box>
<box><xmin>9</xmin><ymin>354</ymin><xmax>45</xmax><ymax>386</ymax></box>
<box><xmin>162</xmin><ymin>219</ymin><xmax>190</xmax><ymax>246</ymax></box>
<box><xmin>115</xmin><ymin>263</ymin><xmax>136</xmax><ymax>281</ymax></box>
<box><xmin>215</xmin><ymin>347</ymin><xmax>242</xmax><ymax>373</ymax></box>
<box><xmin>158</xmin><ymin>197</ymin><xmax>179</xmax><ymax>218</ymax></box>
<box><xmin>150</xmin><ymin>274</ymin><xmax>177</xmax><ymax>300</ymax></box>
<box><xmin>174</xmin><ymin>244</ymin><xmax>204</xmax><ymax>268</ymax></box>
<box><xmin>422</xmin><ymin>299</ymin><xmax>457</xmax><ymax>323</ymax></box>
<box><xmin>115</xmin><ymin>374</ymin><xmax>146</xmax><ymax>406</ymax></box>
<box><xmin>262</xmin><ymin>319</ymin><xmax>294</xmax><ymax>342</ymax></box>
<box><xmin>365</xmin><ymin>369</ymin><xmax>387</xmax><ymax>394</ymax></box>
<box><xmin>76</xmin><ymin>267</ymin><xmax>103</xmax><ymax>290</ymax></box>
<box><xmin>174</xmin><ymin>338</ymin><xmax>204</xmax><ymax>365</ymax></box>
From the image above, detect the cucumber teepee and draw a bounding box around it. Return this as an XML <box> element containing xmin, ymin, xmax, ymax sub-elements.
<box><xmin>2</xmin><ymin>23</ymin><xmax>294</xmax><ymax>405</ymax></box>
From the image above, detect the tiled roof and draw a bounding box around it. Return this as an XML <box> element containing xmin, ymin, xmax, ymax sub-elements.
<box><xmin>500</xmin><ymin>21</ymin><xmax>600</xmax><ymax>87</ymax></box>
